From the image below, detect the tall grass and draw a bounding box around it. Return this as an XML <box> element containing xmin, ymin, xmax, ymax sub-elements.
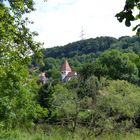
<box><xmin>0</xmin><ymin>126</ymin><xmax>140</xmax><ymax>140</ymax></box>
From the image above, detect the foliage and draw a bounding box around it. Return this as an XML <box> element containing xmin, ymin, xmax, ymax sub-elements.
<box><xmin>35</xmin><ymin>35</ymin><xmax>140</xmax><ymax>135</ymax></box>
<box><xmin>85</xmin><ymin>76</ymin><xmax>100</xmax><ymax>106</ymax></box>
<box><xmin>37</xmin><ymin>68</ymin><xmax>140</xmax><ymax>134</ymax></box>
<box><xmin>79</xmin><ymin>50</ymin><xmax>139</xmax><ymax>84</ymax></box>
<box><xmin>116</xmin><ymin>0</ymin><xmax>140</xmax><ymax>35</ymax></box>
<box><xmin>41</xmin><ymin>36</ymin><xmax>140</xmax><ymax>61</ymax></box>
<box><xmin>51</xmin><ymin>84</ymin><xmax>76</xmax><ymax>120</ymax></box>
<box><xmin>0</xmin><ymin>0</ymin><xmax>44</xmax><ymax>128</ymax></box>
<box><xmin>41</xmin><ymin>37</ymin><xmax>117</xmax><ymax>58</ymax></box>
<box><xmin>38</xmin><ymin>81</ymin><xmax>54</xmax><ymax>117</ymax></box>
<box><xmin>94</xmin><ymin>80</ymin><xmax>140</xmax><ymax>133</ymax></box>
<box><xmin>95</xmin><ymin>50</ymin><xmax>139</xmax><ymax>83</ymax></box>
<box><xmin>0</xmin><ymin>63</ymin><xmax>48</xmax><ymax>128</ymax></box>
<box><xmin>2</xmin><ymin>0</ymin><xmax>140</xmax><ymax>136</ymax></box>
<box><xmin>36</xmin><ymin>36</ymin><xmax>140</xmax><ymax>82</ymax></box>
<box><xmin>79</xmin><ymin>63</ymin><xmax>96</xmax><ymax>81</ymax></box>
<box><xmin>73</xmin><ymin>79</ymin><xmax>140</xmax><ymax>134</ymax></box>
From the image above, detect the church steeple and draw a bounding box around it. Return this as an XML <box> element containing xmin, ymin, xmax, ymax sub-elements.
<box><xmin>61</xmin><ymin>60</ymin><xmax>72</xmax><ymax>72</ymax></box>
<box><xmin>61</xmin><ymin>59</ymin><xmax>77</xmax><ymax>82</ymax></box>
<box><xmin>61</xmin><ymin>60</ymin><xmax>72</xmax><ymax>82</ymax></box>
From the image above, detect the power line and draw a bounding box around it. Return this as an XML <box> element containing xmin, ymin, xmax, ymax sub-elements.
<box><xmin>80</xmin><ymin>27</ymin><xmax>86</xmax><ymax>40</ymax></box>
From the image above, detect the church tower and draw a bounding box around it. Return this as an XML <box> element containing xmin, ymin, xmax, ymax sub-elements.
<box><xmin>61</xmin><ymin>60</ymin><xmax>72</xmax><ymax>82</ymax></box>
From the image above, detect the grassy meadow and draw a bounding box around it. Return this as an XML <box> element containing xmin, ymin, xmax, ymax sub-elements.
<box><xmin>1</xmin><ymin>126</ymin><xmax>140</xmax><ymax>140</ymax></box>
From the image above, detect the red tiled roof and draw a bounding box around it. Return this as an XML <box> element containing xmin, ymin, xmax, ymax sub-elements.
<box><xmin>67</xmin><ymin>72</ymin><xmax>77</xmax><ymax>78</ymax></box>
<box><xmin>61</xmin><ymin>60</ymin><xmax>72</xmax><ymax>71</ymax></box>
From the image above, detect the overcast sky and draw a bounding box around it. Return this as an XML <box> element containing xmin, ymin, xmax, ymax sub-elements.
<box><xmin>28</xmin><ymin>0</ymin><xmax>136</xmax><ymax>48</ymax></box>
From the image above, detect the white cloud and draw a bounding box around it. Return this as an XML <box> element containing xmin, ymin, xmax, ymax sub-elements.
<box><xmin>27</xmin><ymin>0</ymin><xmax>135</xmax><ymax>48</ymax></box>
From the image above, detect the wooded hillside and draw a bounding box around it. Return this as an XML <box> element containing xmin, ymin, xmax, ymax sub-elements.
<box><xmin>42</xmin><ymin>36</ymin><xmax>140</xmax><ymax>59</ymax></box>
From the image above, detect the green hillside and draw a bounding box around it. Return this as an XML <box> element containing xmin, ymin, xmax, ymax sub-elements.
<box><xmin>42</xmin><ymin>36</ymin><xmax>140</xmax><ymax>59</ymax></box>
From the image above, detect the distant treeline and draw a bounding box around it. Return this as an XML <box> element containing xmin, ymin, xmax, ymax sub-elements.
<box><xmin>41</xmin><ymin>36</ymin><xmax>140</xmax><ymax>59</ymax></box>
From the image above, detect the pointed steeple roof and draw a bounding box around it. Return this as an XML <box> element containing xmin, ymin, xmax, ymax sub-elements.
<box><xmin>61</xmin><ymin>60</ymin><xmax>72</xmax><ymax>71</ymax></box>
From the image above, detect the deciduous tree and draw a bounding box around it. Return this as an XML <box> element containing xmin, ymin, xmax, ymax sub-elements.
<box><xmin>116</xmin><ymin>0</ymin><xmax>140</xmax><ymax>35</ymax></box>
<box><xmin>0</xmin><ymin>0</ymin><xmax>44</xmax><ymax>128</ymax></box>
